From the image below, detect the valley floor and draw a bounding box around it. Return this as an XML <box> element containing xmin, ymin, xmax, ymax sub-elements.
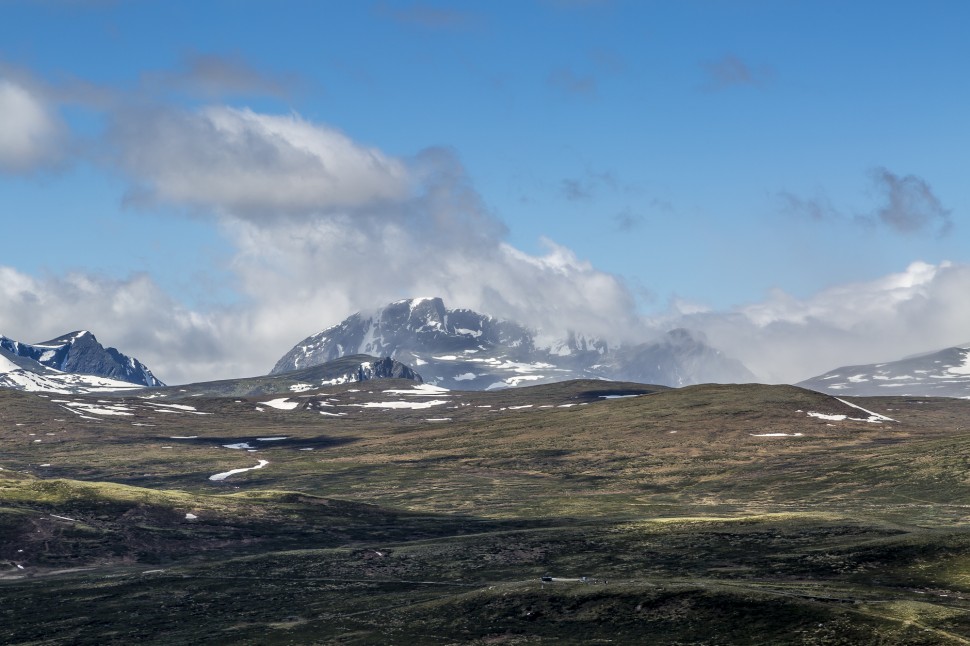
<box><xmin>3</xmin><ymin>380</ymin><xmax>970</xmax><ymax>644</ymax></box>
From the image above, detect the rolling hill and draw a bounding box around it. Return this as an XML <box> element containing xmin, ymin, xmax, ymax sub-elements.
<box><xmin>3</xmin><ymin>376</ymin><xmax>970</xmax><ymax>643</ymax></box>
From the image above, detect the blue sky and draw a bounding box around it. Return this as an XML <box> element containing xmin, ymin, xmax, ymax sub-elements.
<box><xmin>1</xmin><ymin>1</ymin><xmax>968</xmax><ymax>383</ymax></box>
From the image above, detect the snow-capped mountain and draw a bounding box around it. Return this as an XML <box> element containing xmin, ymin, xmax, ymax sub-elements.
<box><xmin>271</xmin><ymin>297</ymin><xmax>754</xmax><ymax>390</ymax></box>
<box><xmin>0</xmin><ymin>348</ymin><xmax>147</xmax><ymax>394</ymax></box>
<box><xmin>0</xmin><ymin>330</ymin><xmax>163</xmax><ymax>387</ymax></box>
<box><xmin>798</xmin><ymin>344</ymin><xmax>970</xmax><ymax>398</ymax></box>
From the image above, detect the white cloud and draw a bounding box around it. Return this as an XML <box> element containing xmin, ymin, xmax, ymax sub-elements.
<box><xmin>675</xmin><ymin>261</ymin><xmax>970</xmax><ymax>383</ymax></box>
<box><xmin>0</xmin><ymin>104</ymin><xmax>644</xmax><ymax>383</ymax></box>
<box><xmin>9</xmin><ymin>96</ymin><xmax>960</xmax><ymax>388</ymax></box>
<box><xmin>109</xmin><ymin>106</ymin><xmax>411</xmax><ymax>217</ymax></box>
<box><xmin>0</xmin><ymin>79</ymin><xmax>66</xmax><ymax>172</ymax></box>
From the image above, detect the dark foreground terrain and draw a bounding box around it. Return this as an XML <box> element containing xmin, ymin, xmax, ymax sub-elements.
<box><xmin>3</xmin><ymin>380</ymin><xmax>970</xmax><ymax>644</ymax></box>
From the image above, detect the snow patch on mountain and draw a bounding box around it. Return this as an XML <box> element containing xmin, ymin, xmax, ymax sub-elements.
<box><xmin>0</xmin><ymin>330</ymin><xmax>163</xmax><ymax>390</ymax></box>
<box><xmin>271</xmin><ymin>297</ymin><xmax>754</xmax><ymax>390</ymax></box>
<box><xmin>799</xmin><ymin>345</ymin><xmax>970</xmax><ymax>398</ymax></box>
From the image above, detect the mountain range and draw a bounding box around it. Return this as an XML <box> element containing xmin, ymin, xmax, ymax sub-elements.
<box><xmin>797</xmin><ymin>343</ymin><xmax>970</xmax><ymax>398</ymax></box>
<box><xmin>7</xmin><ymin>304</ymin><xmax>970</xmax><ymax>400</ymax></box>
<box><xmin>271</xmin><ymin>297</ymin><xmax>755</xmax><ymax>390</ymax></box>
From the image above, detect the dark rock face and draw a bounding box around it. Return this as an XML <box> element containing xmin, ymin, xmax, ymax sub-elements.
<box><xmin>272</xmin><ymin>298</ymin><xmax>755</xmax><ymax>390</ymax></box>
<box><xmin>361</xmin><ymin>357</ymin><xmax>423</xmax><ymax>382</ymax></box>
<box><xmin>272</xmin><ymin>297</ymin><xmax>535</xmax><ymax>373</ymax></box>
<box><xmin>0</xmin><ymin>331</ymin><xmax>163</xmax><ymax>387</ymax></box>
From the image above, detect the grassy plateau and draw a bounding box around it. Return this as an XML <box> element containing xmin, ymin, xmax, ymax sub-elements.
<box><xmin>3</xmin><ymin>379</ymin><xmax>970</xmax><ymax>644</ymax></box>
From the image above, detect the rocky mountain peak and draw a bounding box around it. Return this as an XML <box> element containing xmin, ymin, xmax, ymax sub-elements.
<box><xmin>0</xmin><ymin>330</ymin><xmax>163</xmax><ymax>388</ymax></box>
<box><xmin>272</xmin><ymin>297</ymin><xmax>755</xmax><ymax>390</ymax></box>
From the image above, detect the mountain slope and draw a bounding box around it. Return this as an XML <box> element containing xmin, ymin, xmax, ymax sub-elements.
<box><xmin>0</xmin><ymin>330</ymin><xmax>163</xmax><ymax>387</ymax></box>
<box><xmin>272</xmin><ymin>297</ymin><xmax>754</xmax><ymax>389</ymax></box>
<box><xmin>147</xmin><ymin>355</ymin><xmax>421</xmax><ymax>398</ymax></box>
<box><xmin>798</xmin><ymin>344</ymin><xmax>970</xmax><ymax>398</ymax></box>
<box><xmin>0</xmin><ymin>347</ymin><xmax>147</xmax><ymax>394</ymax></box>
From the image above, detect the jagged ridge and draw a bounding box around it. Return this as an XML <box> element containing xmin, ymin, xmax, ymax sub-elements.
<box><xmin>272</xmin><ymin>297</ymin><xmax>755</xmax><ymax>390</ymax></box>
<box><xmin>0</xmin><ymin>330</ymin><xmax>163</xmax><ymax>388</ymax></box>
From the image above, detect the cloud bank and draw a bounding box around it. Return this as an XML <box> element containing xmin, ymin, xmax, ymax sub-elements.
<box><xmin>673</xmin><ymin>261</ymin><xmax>970</xmax><ymax>383</ymax></box>
<box><xmin>0</xmin><ymin>79</ymin><xmax>66</xmax><ymax>172</ymax></box>
<box><xmin>0</xmin><ymin>67</ymin><xmax>962</xmax><ymax>387</ymax></box>
<box><xmin>0</xmin><ymin>94</ymin><xmax>643</xmax><ymax>382</ymax></box>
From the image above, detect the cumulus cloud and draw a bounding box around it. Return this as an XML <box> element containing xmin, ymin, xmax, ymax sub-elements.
<box><xmin>0</xmin><ymin>267</ymin><xmax>239</xmax><ymax>384</ymax></box>
<box><xmin>106</xmin><ymin>104</ymin><xmax>638</xmax><ymax>346</ymax></box>
<box><xmin>672</xmin><ymin>261</ymin><xmax>970</xmax><ymax>383</ymax></box>
<box><xmin>108</xmin><ymin>106</ymin><xmax>411</xmax><ymax>217</ymax></box>
<box><xmin>7</xmin><ymin>84</ymin><xmax>958</xmax><ymax>388</ymax></box>
<box><xmin>0</xmin><ymin>102</ymin><xmax>644</xmax><ymax>383</ymax></box>
<box><xmin>0</xmin><ymin>79</ymin><xmax>67</xmax><ymax>172</ymax></box>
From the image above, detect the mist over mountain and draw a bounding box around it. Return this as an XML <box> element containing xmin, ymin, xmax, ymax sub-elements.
<box><xmin>272</xmin><ymin>297</ymin><xmax>754</xmax><ymax>390</ymax></box>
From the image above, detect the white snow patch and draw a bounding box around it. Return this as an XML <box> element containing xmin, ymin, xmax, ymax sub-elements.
<box><xmin>185</xmin><ymin>513</ymin><xmax>197</xmax><ymax>520</ymax></box>
<box><xmin>352</xmin><ymin>399</ymin><xmax>449</xmax><ymax>410</ymax></box>
<box><xmin>454</xmin><ymin>373</ymin><xmax>477</xmax><ymax>381</ymax></box>
<box><xmin>256</xmin><ymin>437</ymin><xmax>288</xmax><ymax>441</ymax></box>
<box><xmin>223</xmin><ymin>442</ymin><xmax>255</xmax><ymax>450</ymax></box>
<box><xmin>834</xmin><ymin>397</ymin><xmax>897</xmax><ymax>422</ymax></box>
<box><xmin>149</xmin><ymin>403</ymin><xmax>199</xmax><ymax>411</ymax></box>
<box><xmin>59</xmin><ymin>401</ymin><xmax>133</xmax><ymax>416</ymax></box>
<box><xmin>383</xmin><ymin>384</ymin><xmax>450</xmax><ymax>396</ymax></box>
<box><xmin>261</xmin><ymin>398</ymin><xmax>300</xmax><ymax>410</ymax></box>
<box><xmin>209</xmin><ymin>460</ymin><xmax>269</xmax><ymax>481</ymax></box>
<box><xmin>807</xmin><ymin>412</ymin><xmax>847</xmax><ymax>421</ymax></box>
<box><xmin>508</xmin><ymin>404</ymin><xmax>533</xmax><ymax>410</ymax></box>
<box><xmin>948</xmin><ymin>350</ymin><xmax>970</xmax><ymax>375</ymax></box>
<box><xmin>170</xmin><ymin>435</ymin><xmax>198</xmax><ymax>439</ymax></box>
<box><xmin>425</xmin><ymin>418</ymin><xmax>452</xmax><ymax>422</ymax></box>
<box><xmin>289</xmin><ymin>383</ymin><xmax>315</xmax><ymax>392</ymax></box>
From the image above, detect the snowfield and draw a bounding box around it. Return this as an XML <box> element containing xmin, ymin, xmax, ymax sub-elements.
<box><xmin>261</xmin><ymin>398</ymin><xmax>301</xmax><ymax>410</ymax></box>
<box><xmin>209</xmin><ymin>460</ymin><xmax>269</xmax><ymax>481</ymax></box>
